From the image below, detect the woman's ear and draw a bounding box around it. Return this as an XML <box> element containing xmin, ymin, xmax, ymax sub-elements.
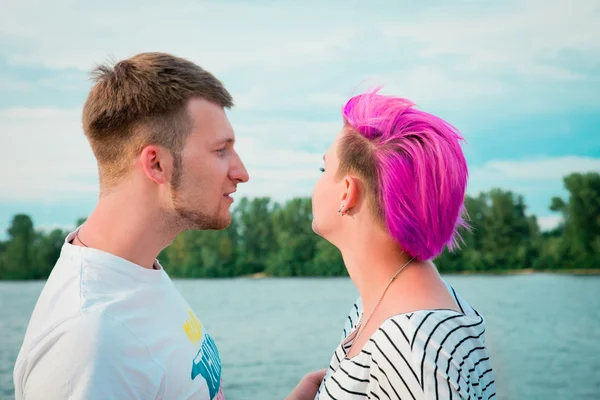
<box><xmin>339</xmin><ymin>176</ymin><xmax>361</xmax><ymax>215</ymax></box>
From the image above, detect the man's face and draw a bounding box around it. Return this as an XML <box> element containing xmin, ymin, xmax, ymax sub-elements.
<box><xmin>171</xmin><ymin>98</ymin><xmax>249</xmax><ymax>230</ymax></box>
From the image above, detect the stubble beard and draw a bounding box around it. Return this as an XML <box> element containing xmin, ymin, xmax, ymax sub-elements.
<box><xmin>170</xmin><ymin>166</ymin><xmax>231</xmax><ymax>231</ymax></box>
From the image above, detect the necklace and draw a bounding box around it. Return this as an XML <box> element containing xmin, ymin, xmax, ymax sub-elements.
<box><xmin>346</xmin><ymin>256</ymin><xmax>415</xmax><ymax>358</ymax></box>
<box><xmin>75</xmin><ymin>230</ymin><xmax>89</xmax><ymax>247</ymax></box>
<box><xmin>75</xmin><ymin>228</ymin><xmax>160</xmax><ymax>271</ymax></box>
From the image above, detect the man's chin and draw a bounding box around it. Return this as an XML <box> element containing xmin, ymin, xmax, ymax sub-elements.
<box><xmin>174</xmin><ymin>207</ymin><xmax>231</xmax><ymax>231</ymax></box>
<box><xmin>210</xmin><ymin>214</ymin><xmax>231</xmax><ymax>230</ymax></box>
<box><xmin>203</xmin><ymin>207</ymin><xmax>232</xmax><ymax>230</ymax></box>
<box><xmin>194</xmin><ymin>214</ymin><xmax>230</xmax><ymax>231</ymax></box>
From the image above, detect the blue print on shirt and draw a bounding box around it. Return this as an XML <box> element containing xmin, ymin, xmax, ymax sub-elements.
<box><xmin>191</xmin><ymin>333</ymin><xmax>222</xmax><ymax>399</ymax></box>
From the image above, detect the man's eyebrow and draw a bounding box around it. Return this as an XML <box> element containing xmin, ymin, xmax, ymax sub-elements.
<box><xmin>215</xmin><ymin>138</ymin><xmax>235</xmax><ymax>145</ymax></box>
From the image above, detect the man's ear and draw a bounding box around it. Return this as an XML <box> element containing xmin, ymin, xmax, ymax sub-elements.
<box><xmin>139</xmin><ymin>145</ymin><xmax>173</xmax><ymax>185</ymax></box>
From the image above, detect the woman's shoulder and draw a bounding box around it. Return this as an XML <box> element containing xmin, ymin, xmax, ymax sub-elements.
<box><xmin>362</xmin><ymin>281</ymin><xmax>485</xmax><ymax>347</ymax></box>
<box><xmin>365</xmin><ymin>308</ymin><xmax>494</xmax><ymax>398</ymax></box>
<box><xmin>376</xmin><ymin>307</ymin><xmax>486</xmax><ymax>353</ymax></box>
<box><xmin>364</xmin><ymin>289</ymin><xmax>494</xmax><ymax>399</ymax></box>
<box><xmin>374</xmin><ymin>283</ymin><xmax>487</xmax><ymax>356</ymax></box>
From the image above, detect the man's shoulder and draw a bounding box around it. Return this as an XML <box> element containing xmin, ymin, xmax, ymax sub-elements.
<box><xmin>20</xmin><ymin>310</ymin><xmax>153</xmax><ymax>359</ymax></box>
<box><xmin>15</xmin><ymin>310</ymin><xmax>165</xmax><ymax>381</ymax></box>
<box><xmin>14</xmin><ymin>310</ymin><xmax>166</xmax><ymax>400</ymax></box>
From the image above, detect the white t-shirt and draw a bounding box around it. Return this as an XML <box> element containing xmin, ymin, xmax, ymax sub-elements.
<box><xmin>316</xmin><ymin>283</ymin><xmax>496</xmax><ymax>399</ymax></box>
<box><xmin>13</xmin><ymin>230</ymin><xmax>226</xmax><ymax>400</ymax></box>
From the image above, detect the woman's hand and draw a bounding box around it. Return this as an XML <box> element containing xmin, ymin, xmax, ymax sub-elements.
<box><xmin>286</xmin><ymin>369</ymin><xmax>327</xmax><ymax>400</ymax></box>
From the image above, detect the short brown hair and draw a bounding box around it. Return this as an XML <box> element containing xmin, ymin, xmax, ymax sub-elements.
<box><xmin>337</xmin><ymin>128</ymin><xmax>384</xmax><ymax>223</ymax></box>
<box><xmin>82</xmin><ymin>52</ymin><xmax>233</xmax><ymax>188</ymax></box>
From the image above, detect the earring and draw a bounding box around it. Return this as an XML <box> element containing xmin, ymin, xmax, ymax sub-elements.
<box><xmin>338</xmin><ymin>204</ymin><xmax>347</xmax><ymax>216</ymax></box>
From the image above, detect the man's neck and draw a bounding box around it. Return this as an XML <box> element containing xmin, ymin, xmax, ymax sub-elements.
<box><xmin>75</xmin><ymin>192</ymin><xmax>180</xmax><ymax>270</ymax></box>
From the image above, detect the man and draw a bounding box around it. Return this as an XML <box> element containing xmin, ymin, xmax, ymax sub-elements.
<box><xmin>13</xmin><ymin>52</ymin><xmax>324</xmax><ymax>399</ymax></box>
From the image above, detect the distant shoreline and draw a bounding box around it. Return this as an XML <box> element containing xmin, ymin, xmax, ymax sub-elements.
<box><xmin>241</xmin><ymin>269</ymin><xmax>600</xmax><ymax>279</ymax></box>
<box><xmin>443</xmin><ymin>268</ymin><xmax>600</xmax><ymax>276</ymax></box>
<box><xmin>2</xmin><ymin>269</ymin><xmax>600</xmax><ymax>282</ymax></box>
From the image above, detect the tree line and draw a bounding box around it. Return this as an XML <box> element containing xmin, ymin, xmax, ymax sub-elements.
<box><xmin>1</xmin><ymin>172</ymin><xmax>598</xmax><ymax>280</ymax></box>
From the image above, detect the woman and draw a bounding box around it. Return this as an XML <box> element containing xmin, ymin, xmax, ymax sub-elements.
<box><xmin>312</xmin><ymin>89</ymin><xmax>496</xmax><ymax>399</ymax></box>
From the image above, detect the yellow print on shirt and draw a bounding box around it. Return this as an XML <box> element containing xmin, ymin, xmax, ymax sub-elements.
<box><xmin>182</xmin><ymin>308</ymin><xmax>203</xmax><ymax>345</ymax></box>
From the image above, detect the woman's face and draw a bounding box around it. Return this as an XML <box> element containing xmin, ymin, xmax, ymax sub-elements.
<box><xmin>312</xmin><ymin>129</ymin><xmax>345</xmax><ymax>240</ymax></box>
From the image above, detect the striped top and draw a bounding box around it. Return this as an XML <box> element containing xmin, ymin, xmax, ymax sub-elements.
<box><xmin>316</xmin><ymin>283</ymin><xmax>496</xmax><ymax>399</ymax></box>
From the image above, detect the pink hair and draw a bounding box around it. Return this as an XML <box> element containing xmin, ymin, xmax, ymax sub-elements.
<box><xmin>342</xmin><ymin>88</ymin><xmax>469</xmax><ymax>260</ymax></box>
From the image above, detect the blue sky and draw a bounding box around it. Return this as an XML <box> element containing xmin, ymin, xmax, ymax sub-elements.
<box><xmin>1</xmin><ymin>0</ymin><xmax>599</xmax><ymax>235</ymax></box>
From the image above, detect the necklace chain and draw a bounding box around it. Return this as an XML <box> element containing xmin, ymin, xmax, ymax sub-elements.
<box><xmin>75</xmin><ymin>230</ymin><xmax>89</xmax><ymax>247</ymax></box>
<box><xmin>73</xmin><ymin>227</ymin><xmax>160</xmax><ymax>271</ymax></box>
<box><xmin>347</xmin><ymin>257</ymin><xmax>415</xmax><ymax>357</ymax></box>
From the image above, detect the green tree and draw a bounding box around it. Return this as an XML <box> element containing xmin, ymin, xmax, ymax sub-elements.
<box><xmin>436</xmin><ymin>194</ymin><xmax>486</xmax><ymax>273</ymax></box>
<box><xmin>75</xmin><ymin>217</ymin><xmax>88</xmax><ymax>227</ymax></box>
<box><xmin>33</xmin><ymin>228</ymin><xmax>67</xmax><ymax>278</ymax></box>
<box><xmin>1</xmin><ymin>214</ymin><xmax>36</xmax><ymax>279</ymax></box>
<box><xmin>477</xmin><ymin>189</ymin><xmax>537</xmax><ymax>270</ymax></box>
<box><xmin>436</xmin><ymin>191</ymin><xmax>538</xmax><ymax>272</ymax></box>
<box><xmin>234</xmin><ymin>197</ymin><xmax>275</xmax><ymax>275</ymax></box>
<box><xmin>3</xmin><ymin>175</ymin><xmax>598</xmax><ymax>280</ymax></box>
<box><xmin>266</xmin><ymin>198</ymin><xmax>318</xmax><ymax>276</ymax></box>
<box><xmin>160</xmin><ymin>223</ymin><xmax>239</xmax><ymax>278</ymax></box>
<box><xmin>549</xmin><ymin>172</ymin><xmax>600</xmax><ymax>268</ymax></box>
<box><xmin>0</xmin><ymin>239</ymin><xmax>7</xmax><ymax>278</ymax></box>
<box><xmin>311</xmin><ymin>238</ymin><xmax>347</xmax><ymax>276</ymax></box>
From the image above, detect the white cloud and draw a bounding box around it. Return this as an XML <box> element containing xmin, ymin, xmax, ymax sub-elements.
<box><xmin>370</xmin><ymin>67</ymin><xmax>510</xmax><ymax>108</ymax></box>
<box><xmin>0</xmin><ymin>74</ymin><xmax>32</xmax><ymax>91</ymax></box>
<box><xmin>0</xmin><ymin>106</ymin><xmax>333</xmax><ymax>202</ymax></box>
<box><xmin>0</xmin><ymin>107</ymin><xmax>99</xmax><ymax>201</ymax></box>
<box><xmin>0</xmin><ymin>1</ymin><xmax>355</xmax><ymax>73</ymax></box>
<box><xmin>537</xmin><ymin>215</ymin><xmax>563</xmax><ymax>231</ymax></box>
<box><xmin>224</xmin><ymin>124</ymin><xmax>332</xmax><ymax>201</ymax></box>
<box><xmin>467</xmin><ymin>156</ymin><xmax>599</xmax><ymax>217</ymax></box>
<box><xmin>469</xmin><ymin>156</ymin><xmax>600</xmax><ymax>188</ymax></box>
<box><xmin>383</xmin><ymin>0</ymin><xmax>600</xmax><ymax>79</ymax></box>
<box><xmin>1</xmin><ymin>0</ymin><xmax>596</xmax><ymax>77</ymax></box>
<box><xmin>36</xmin><ymin>223</ymin><xmax>77</xmax><ymax>234</ymax></box>
<box><xmin>235</xmin><ymin>120</ymin><xmax>340</xmax><ymax>150</ymax></box>
<box><xmin>1</xmin><ymin>0</ymin><xmax>598</xmax><ymax>222</ymax></box>
<box><xmin>1</xmin><ymin>0</ymin><xmax>597</xmax><ymax>111</ymax></box>
<box><xmin>235</xmin><ymin>88</ymin><xmax>348</xmax><ymax>112</ymax></box>
<box><xmin>2</xmin><ymin>104</ymin><xmax>597</xmax><ymax>212</ymax></box>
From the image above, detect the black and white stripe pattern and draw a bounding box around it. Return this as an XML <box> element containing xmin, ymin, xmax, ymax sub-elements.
<box><xmin>316</xmin><ymin>283</ymin><xmax>496</xmax><ymax>399</ymax></box>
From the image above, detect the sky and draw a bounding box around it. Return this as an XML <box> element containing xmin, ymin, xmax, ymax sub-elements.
<box><xmin>1</xmin><ymin>0</ymin><xmax>599</xmax><ymax>235</ymax></box>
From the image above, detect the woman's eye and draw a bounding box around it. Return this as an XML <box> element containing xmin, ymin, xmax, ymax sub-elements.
<box><xmin>319</xmin><ymin>167</ymin><xmax>325</xmax><ymax>173</ymax></box>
